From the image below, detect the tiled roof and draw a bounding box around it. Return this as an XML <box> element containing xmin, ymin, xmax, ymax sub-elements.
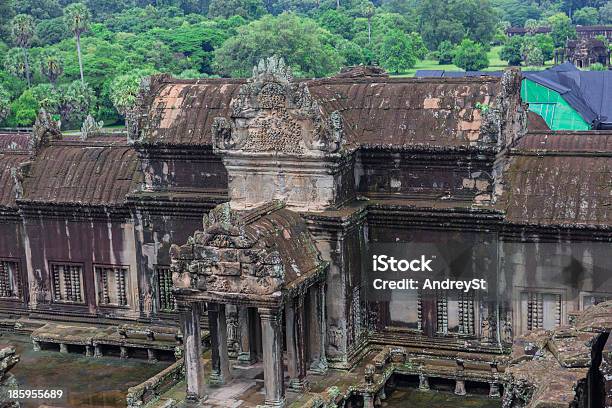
<box><xmin>0</xmin><ymin>132</ymin><xmax>31</xmax><ymax>152</ymax></box>
<box><xmin>308</xmin><ymin>77</ymin><xmax>499</xmax><ymax>148</ymax></box>
<box><xmin>22</xmin><ymin>139</ymin><xmax>141</xmax><ymax>206</ymax></box>
<box><xmin>139</xmin><ymin>79</ymin><xmax>244</xmax><ymax>146</ymax></box>
<box><xmin>140</xmin><ymin>76</ymin><xmax>500</xmax><ymax>149</ymax></box>
<box><xmin>502</xmin><ymin>131</ymin><xmax>612</xmax><ymax>227</ymax></box>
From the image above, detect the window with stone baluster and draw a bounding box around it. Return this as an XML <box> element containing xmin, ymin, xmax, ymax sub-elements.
<box><xmin>156</xmin><ymin>266</ymin><xmax>176</xmax><ymax>312</ymax></box>
<box><xmin>518</xmin><ymin>290</ymin><xmax>564</xmax><ymax>334</ymax></box>
<box><xmin>94</xmin><ymin>265</ymin><xmax>129</xmax><ymax>307</ymax></box>
<box><xmin>436</xmin><ymin>290</ymin><xmax>477</xmax><ymax>336</ymax></box>
<box><xmin>0</xmin><ymin>260</ymin><xmax>20</xmax><ymax>299</ymax></box>
<box><xmin>50</xmin><ymin>263</ymin><xmax>85</xmax><ymax>304</ymax></box>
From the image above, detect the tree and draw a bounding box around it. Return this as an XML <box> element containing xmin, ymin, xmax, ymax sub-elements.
<box><xmin>9</xmin><ymin>90</ymin><xmax>39</xmax><ymax>126</ymax></box>
<box><xmin>494</xmin><ymin>0</ymin><xmax>542</xmax><ymax>27</ymax></box>
<box><xmin>30</xmin><ymin>83</ymin><xmax>60</xmax><ymax>113</ymax></box>
<box><xmin>57</xmin><ymin>81</ymin><xmax>95</xmax><ymax>127</ymax></box>
<box><xmin>527</xmin><ymin>34</ymin><xmax>554</xmax><ymax>61</ymax></box>
<box><xmin>601</xmin><ymin>2</ymin><xmax>612</xmax><ymax>24</ymax></box>
<box><xmin>0</xmin><ymin>86</ymin><xmax>11</xmax><ymax>124</ymax></box>
<box><xmin>573</xmin><ymin>7</ymin><xmax>599</xmax><ymax>24</ymax></box>
<box><xmin>39</xmin><ymin>50</ymin><xmax>64</xmax><ymax>86</ymax></box>
<box><xmin>523</xmin><ymin>42</ymin><xmax>545</xmax><ymax>65</ymax></box>
<box><xmin>408</xmin><ymin>32</ymin><xmax>428</xmax><ymax>59</ymax></box>
<box><xmin>208</xmin><ymin>0</ymin><xmax>267</xmax><ymax>19</ymax></box>
<box><xmin>214</xmin><ymin>13</ymin><xmax>345</xmax><ymax>77</ymax></box>
<box><xmin>500</xmin><ymin>35</ymin><xmax>524</xmax><ymax>65</ymax></box>
<box><xmin>265</xmin><ymin>0</ymin><xmax>321</xmax><ymax>14</ymax></box>
<box><xmin>418</xmin><ymin>0</ymin><xmax>497</xmax><ymax>49</ymax></box>
<box><xmin>378</xmin><ymin>29</ymin><xmax>417</xmax><ymax>73</ymax></box>
<box><xmin>64</xmin><ymin>2</ymin><xmax>91</xmax><ymax>84</ymax></box>
<box><xmin>4</xmin><ymin>48</ymin><xmax>30</xmax><ymax>83</ymax></box>
<box><xmin>14</xmin><ymin>0</ymin><xmax>63</xmax><ymax>20</ymax></box>
<box><xmin>317</xmin><ymin>9</ymin><xmax>356</xmax><ymax>39</ymax></box>
<box><xmin>452</xmin><ymin>39</ymin><xmax>489</xmax><ymax>71</ymax></box>
<box><xmin>548</xmin><ymin>13</ymin><xmax>576</xmax><ymax>48</ymax></box>
<box><xmin>35</xmin><ymin>17</ymin><xmax>70</xmax><ymax>46</ymax></box>
<box><xmin>360</xmin><ymin>1</ymin><xmax>376</xmax><ymax>44</ymax></box>
<box><xmin>524</xmin><ymin>19</ymin><xmax>540</xmax><ymax>33</ymax></box>
<box><xmin>437</xmin><ymin>40</ymin><xmax>455</xmax><ymax>64</ymax></box>
<box><xmin>11</xmin><ymin>14</ymin><xmax>35</xmax><ymax>87</ymax></box>
<box><xmin>109</xmin><ymin>69</ymin><xmax>156</xmax><ymax>117</ymax></box>
<box><xmin>0</xmin><ymin>0</ymin><xmax>14</xmax><ymax>42</ymax></box>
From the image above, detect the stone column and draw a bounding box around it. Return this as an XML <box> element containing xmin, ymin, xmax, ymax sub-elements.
<box><xmin>259</xmin><ymin>307</ymin><xmax>285</xmax><ymax>408</ymax></box>
<box><xmin>309</xmin><ymin>283</ymin><xmax>328</xmax><ymax>374</ymax></box>
<box><xmin>209</xmin><ymin>303</ymin><xmax>231</xmax><ymax>385</ymax></box>
<box><xmin>238</xmin><ymin>306</ymin><xmax>256</xmax><ymax>365</ymax></box>
<box><xmin>285</xmin><ymin>295</ymin><xmax>308</xmax><ymax>391</ymax></box>
<box><xmin>418</xmin><ymin>373</ymin><xmax>429</xmax><ymax>391</ymax></box>
<box><xmin>455</xmin><ymin>359</ymin><xmax>466</xmax><ymax>396</ymax></box>
<box><xmin>285</xmin><ymin>300</ymin><xmax>298</xmax><ymax>382</ymax></box>
<box><xmin>363</xmin><ymin>393</ymin><xmax>375</xmax><ymax>408</ymax></box>
<box><xmin>179</xmin><ymin>301</ymin><xmax>206</xmax><ymax>403</ymax></box>
<box><xmin>294</xmin><ymin>294</ymin><xmax>308</xmax><ymax>390</ymax></box>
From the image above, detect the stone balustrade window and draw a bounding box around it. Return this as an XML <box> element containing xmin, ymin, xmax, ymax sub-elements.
<box><xmin>0</xmin><ymin>260</ymin><xmax>20</xmax><ymax>299</ymax></box>
<box><xmin>95</xmin><ymin>265</ymin><xmax>129</xmax><ymax>307</ymax></box>
<box><xmin>436</xmin><ymin>291</ymin><xmax>477</xmax><ymax>335</ymax></box>
<box><xmin>520</xmin><ymin>291</ymin><xmax>562</xmax><ymax>332</ymax></box>
<box><xmin>156</xmin><ymin>266</ymin><xmax>176</xmax><ymax>312</ymax></box>
<box><xmin>51</xmin><ymin>263</ymin><xmax>85</xmax><ymax>304</ymax></box>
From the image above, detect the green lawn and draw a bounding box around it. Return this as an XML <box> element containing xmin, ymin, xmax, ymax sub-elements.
<box><xmin>398</xmin><ymin>46</ymin><xmax>554</xmax><ymax>77</ymax></box>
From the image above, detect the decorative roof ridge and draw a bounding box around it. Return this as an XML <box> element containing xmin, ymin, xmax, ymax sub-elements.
<box><xmin>239</xmin><ymin>200</ymin><xmax>287</xmax><ymax>225</ymax></box>
<box><xmin>158</xmin><ymin>76</ymin><xmax>247</xmax><ymax>85</ymax></box>
<box><xmin>47</xmin><ymin>139</ymin><xmax>133</xmax><ymax>148</ymax></box>
<box><xmin>305</xmin><ymin>76</ymin><xmax>501</xmax><ymax>85</ymax></box>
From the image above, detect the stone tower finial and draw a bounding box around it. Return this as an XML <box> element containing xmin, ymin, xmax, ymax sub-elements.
<box><xmin>252</xmin><ymin>56</ymin><xmax>293</xmax><ymax>82</ymax></box>
<box><xmin>30</xmin><ymin>108</ymin><xmax>61</xmax><ymax>151</ymax></box>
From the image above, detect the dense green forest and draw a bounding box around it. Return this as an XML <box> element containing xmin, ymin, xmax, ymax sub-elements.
<box><xmin>0</xmin><ymin>0</ymin><xmax>610</xmax><ymax>129</ymax></box>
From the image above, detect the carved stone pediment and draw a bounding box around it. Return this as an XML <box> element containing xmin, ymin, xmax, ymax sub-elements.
<box><xmin>212</xmin><ymin>56</ymin><xmax>344</xmax><ymax>156</ymax></box>
<box><xmin>170</xmin><ymin>203</ymin><xmax>287</xmax><ymax>296</ymax></box>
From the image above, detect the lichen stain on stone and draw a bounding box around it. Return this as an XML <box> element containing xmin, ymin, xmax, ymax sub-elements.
<box><xmin>423</xmin><ymin>97</ymin><xmax>440</xmax><ymax>109</ymax></box>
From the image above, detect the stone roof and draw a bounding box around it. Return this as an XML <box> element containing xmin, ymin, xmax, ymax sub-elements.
<box><xmin>21</xmin><ymin>136</ymin><xmax>141</xmax><ymax>207</ymax></box>
<box><xmin>0</xmin><ymin>132</ymin><xmax>31</xmax><ymax>152</ymax></box>
<box><xmin>171</xmin><ymin>201</ymin><xmax>326</xmax><ymax>305</ymax></box>
<box><xmin>308</xmin><ymin>77</ymin><xmax>500</xmax><ymax>149</ymax></box>
<box><xmin>137</xmin><ymin>74</ymin><xmax>503</xmax><ymax>150</ymax></box>
<box><xmin>501</xmin><ymin>131</ymin><xmax>612</xmax><ymax>227</ymax></box>
<box><xmin>138</xmin><ymin>78</ymin><xmax>244</xmax><ymax>146</ymax></box>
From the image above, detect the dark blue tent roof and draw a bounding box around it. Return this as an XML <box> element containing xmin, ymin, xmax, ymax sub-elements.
<box><xmin>416</xmin><ymin>64</ymin><xmax>612</xmax><ymax>129</ymax></box>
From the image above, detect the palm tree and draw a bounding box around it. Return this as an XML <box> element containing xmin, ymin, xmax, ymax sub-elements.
<box><xmin>40</xmin><ymin>51</ymin><xmax>64</xmax><ymax>87</ymax></box>
<box><xmin>362</xmin><ymin>2</ymin><xmax>376</xmax><ymax>45</ymax></box>
<box><xmin>11</xmin><ymin>14</ymin><xmax>35</xmax><ymax>87</ymax></box>
<box><xmin>64</xmin><ymin>3</ymin><xmax>91</xmax><ymax>85</ymax></box>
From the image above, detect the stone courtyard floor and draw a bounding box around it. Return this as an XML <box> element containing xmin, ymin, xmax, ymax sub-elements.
<box><xmin>0</xmin><ymin>331</ymin><xmax>171</xmax><ymax>408</ymax></box>
<box><xmin>158</xmin><ymin>349</ymin><xmax>501</xmax><ymax>408</ymax></box>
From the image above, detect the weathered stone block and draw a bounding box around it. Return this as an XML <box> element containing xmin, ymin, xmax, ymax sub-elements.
<box><xmin>218</xmin><ymin>249</ymin><xmax>238</xmax><ymax>262</ymax></box>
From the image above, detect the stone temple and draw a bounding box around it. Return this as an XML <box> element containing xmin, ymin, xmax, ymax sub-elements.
<box><xmin>0</xmin><ymin>58</ymin><xmax>610</xmax><ymax>408</ymax></box>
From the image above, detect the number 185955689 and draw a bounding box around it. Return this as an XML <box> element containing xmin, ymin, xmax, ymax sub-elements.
<box><xmin>8</xmin><ymin>389</ymin><xmax>64</xmax><ymax>399</ymax></box>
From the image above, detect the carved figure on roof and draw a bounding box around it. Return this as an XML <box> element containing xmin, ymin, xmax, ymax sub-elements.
<box><xmin>212</xmin><ymin>56</ymin><xmax>345</xmax><ymax>156</ymax></box>
<box><xmin>30</xmin><ymin>109</ymin><xmax>61</xmax><ymax>151</ymax></box>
